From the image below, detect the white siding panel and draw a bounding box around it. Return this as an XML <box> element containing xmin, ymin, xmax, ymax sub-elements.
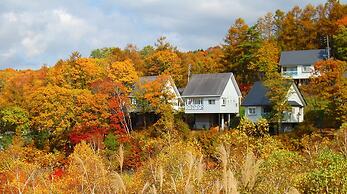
<box><xmin>245</xmin><ymin>106</ymin><xmax>262</xmax><ymax>122</ymax></box>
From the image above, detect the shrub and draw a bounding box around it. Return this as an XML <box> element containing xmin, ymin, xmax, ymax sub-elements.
<box><xmin>256</xmin><ymin>118</ymin><xmax>269</xmax><ymax>137</ymax></box>
<box><xmin>237</xmin><ymin>117</ymin><xmax>257</xmax><ymax>136</ymax></box>
<box><xmin>297</xmin><ymin>149</ymin><xmax>347</xmax><ymax>193</ymax></box>
<box><xmin>256</xmin><ymin>150</ymin><xmax>304</xmax><ymax>193</ymax></box>
<box><xmin>104</xmin><ymin>133</ymin><xmax>119</xmax><ymax>151</ymax></box>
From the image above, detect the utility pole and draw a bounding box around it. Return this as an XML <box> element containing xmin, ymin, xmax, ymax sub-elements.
<box><xmin>187</xmin><ymin>64</ymin><xmax>191</xmax><ymax>83</ymax></box>
<box><xmin>326</xmin><ymin>35</ymin><xmax>330</xmax><ymax>59</ymax></box>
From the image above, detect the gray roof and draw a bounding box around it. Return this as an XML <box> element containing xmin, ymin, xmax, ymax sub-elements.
<box><xmin>242</xmin><ymin>81</ymin><xmax>306</xmax><ymax>107</ymax></box>
<box><xmin>182</xmin><ymin>72</ymin><xmax>241</xmax><ymax>97</ymax></box>
<box><xmin>288</xmin><ymin>101</ymin><xmax>302</xmax><ymax>106</ymax></box>
<box><xmin>241</xmin><ymin>81</ymin><xmax>271</xmax><ymax>106</ymax></box>
<box><xmin>139</xmin><ymin>75</ymin><xmax>158</xmax><ymax>83</ymax></box>
<box><xmin>279</xmin><ymin>49</ymin><xmax>328</xmax><ymax>66</ymax></box>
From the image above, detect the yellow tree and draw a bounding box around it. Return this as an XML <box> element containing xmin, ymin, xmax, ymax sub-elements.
<box><xmin>108</xmin><ymin>59</ymin><xmax>139</xmax><ymax>90</ymax></box>
<box><xmin>249</xmin><ymin>40</ymin><xmax>280</xmax><ymax>79</ymax></box>
<box><xmin>144</xmin><ymin>50</ymin><xmax>183</xmax><ymax>86</ymax></box>
<box><xmin>47</xmin><ymin>55</ymin><xmax>106</xmax><ymax>89</ymax></box>
<box><xmin>0</xmin><ymin>68</ymin><xmax>48</xmax><ymax>107</ymax></box>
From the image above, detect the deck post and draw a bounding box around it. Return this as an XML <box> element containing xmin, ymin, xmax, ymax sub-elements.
<box><xmin>221</xmin><ymin>113</ymin><xmax>224</xmax><ymax>130</ymax></box>
<box><xmin>228</xmin><ymin>113</ymin><xmax>231</xmax><ymax>129</ymax></box>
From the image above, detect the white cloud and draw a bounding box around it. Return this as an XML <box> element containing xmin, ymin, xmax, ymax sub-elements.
<box><xmin>0</xmin><ymin>0</ymin><xmax>345</xmax><ymax>69</ymax></box>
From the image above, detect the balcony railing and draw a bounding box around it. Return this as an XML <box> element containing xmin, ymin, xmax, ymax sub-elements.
<box><xmin>282</xmin><ymin>112</ymin><xmax>300</xmax><ymax>123</ymax></box>
<box><xmin>282</xmin><ymin>71</ymin><xmax>298</xmax><ymax>76</ymax></box>
<box><xmin>185</xmin><ymin>104</ymin><xmax>204</xmax><ymax>110</ymax></box>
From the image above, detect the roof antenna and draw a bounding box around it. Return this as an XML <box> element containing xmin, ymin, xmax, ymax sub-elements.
<box><xmin>326</xmin><ymin>35</ymin><xmax>330</xmax><ymax>59</ymax></box>
<box><xmin>187</xmin><ymin>64</ymin><xmax>191</xmax><ymax>83</ymax></box>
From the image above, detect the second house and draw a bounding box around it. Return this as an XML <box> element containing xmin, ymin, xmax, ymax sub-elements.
<box><xmin>182</xmin><ymin>72</ymin><xmax>242</xmax><ymax>129</ymax></box>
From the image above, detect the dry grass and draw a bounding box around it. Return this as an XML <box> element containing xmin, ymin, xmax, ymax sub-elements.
<box><xmin>118</xmin><ymin>144</ymin><xmax>124</xmax><ymax>173</ymax></box>
<box><xmin>240</xmin><ymin>152</ymin><xmax>262</xmax><ymax>192</ymax></box>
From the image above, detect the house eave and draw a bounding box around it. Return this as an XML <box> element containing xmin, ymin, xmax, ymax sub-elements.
<box><xmin>181</xmin><ymin>95</ymin><xmax>221</xmax><ymax>98</ymax></box>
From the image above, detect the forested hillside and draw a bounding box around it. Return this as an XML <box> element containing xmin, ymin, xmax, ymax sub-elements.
<box><xmin>0</xmin><ymin>0</ymin><xmax>346</xmax><ymax>193</ymax></box>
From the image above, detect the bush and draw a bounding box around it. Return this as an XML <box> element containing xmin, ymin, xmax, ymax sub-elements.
<box><xmin>256</xmin><ymin>118</ymin><xmax>269</xmax><ymax>137</ymax></box>
<box><xmin>104</xmin><ymin>133</ymin><xmax>119</xmax><ymax>151</ymax></box>
<box><xmin>256</xmin><ymin>150</ymin><xmax>304</xmax><ymax>193</ymax></box>
<box><xmin>297</xmin><ymin>149</ymin><xmax>347</xmax><ymax>193</ymax></box>
<box><xmin>237</xmin><ymin>117</ymin><xmax>257</xmax><ymax>136</ymax></box>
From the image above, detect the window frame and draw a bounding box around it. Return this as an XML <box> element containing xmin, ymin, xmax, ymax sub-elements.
<box><xmin>208</xmin><ymin>99</ymin><xmax>215</xmax><ymax>105</ymax></box>
<box><xmin>302</xmin><ymin>65</ymin><xmax>312</xmax><ymax>73</ymax></box>
<box><xmin>248</xmin><ymin>107</ymin><xmax>256</xmax><ymax>115</ymax></box>
<box><xmin>222</xmin><ymin>98</ymin><xmax>227</xmax><ymax>106</ymax></box>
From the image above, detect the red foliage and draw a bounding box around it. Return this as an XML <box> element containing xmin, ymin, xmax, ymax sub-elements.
<box><xmin>69</xmin><ymin>123</ymin><xmax>109</xmax><ymax>147</ymax></box>
<box><xmin>50</xmin><ymin>168</ymin><xmax>64</xmax><ymax>180</ymax></box>
<box><xmin>239</xmin><ymin>83</ymin><xmax>252</xmax><ymax>95</ymax></box>
<box><xmin>123</xmin><ymin>138</ymin><xmax>142</xmax><ymax>170</ymax></box>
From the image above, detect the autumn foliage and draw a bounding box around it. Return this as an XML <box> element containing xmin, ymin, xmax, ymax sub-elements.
<box><xmin>0</xmin><ymin>0</ymin><xmax>346</xmax><ymax>193</ymax></box>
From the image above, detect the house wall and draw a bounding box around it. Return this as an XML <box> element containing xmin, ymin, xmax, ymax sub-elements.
<box><xmin>282</xmin><ymin>107</ymin><xmax>304</xmax><ymax>123</ymax></box>
<box><xmin>244</xmin><ymin>106</ymin><xmax>263</xmax><ymax>122</ymax></box>
<box><xmin>245</xmin><ymin>106</ymin><xmax>304</xmax><ymax>123</ymax></box>
<box><xmin>164</xmin><ymin>80</ymin><xmax>182</xmax><ymax>111</ymax></box>
<box><xmin>287</xmin><ymin>85</ymin><xmax>304</xmax><ymax>106</ymax></box>
<box><xmin>220</xmin><ymin>78</ymin><xmax>240</xmax><ymax>114</ymax></box>
<box><xmin>286</xmin><ymin>85</ymin><xmax>304</xmax><ymax>122</ymax></box>
<box><xmin>281</xmin><ymin>64</ymin><xmax>314</xmax><ymax>80</ymax></box>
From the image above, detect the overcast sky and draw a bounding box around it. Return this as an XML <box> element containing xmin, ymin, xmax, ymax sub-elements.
<box><xmin>0</xmin><ymin>0</ymin><xmax>345</xmax><ymax>69</ymax></box>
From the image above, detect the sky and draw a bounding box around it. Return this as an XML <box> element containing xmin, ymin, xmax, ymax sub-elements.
<box><xmin>0</xmin><ymin>0</ymin><xmax>345</xmax><ymax>70</ymax></box>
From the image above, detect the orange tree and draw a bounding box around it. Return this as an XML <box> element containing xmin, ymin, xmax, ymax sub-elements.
<box><xmin>308</xmin><ymin>59</ymin><xmax>347</xmax><ymax>127</ymax></box>
<box><xmin>26</xmin><ymin>85</ymin><xmax>109</xmax><ymax>151</ymax></box>
<box><xmin>47</xmin><ymin>53</ymin><xmax>106</xmax><ymax>90</ymax></box>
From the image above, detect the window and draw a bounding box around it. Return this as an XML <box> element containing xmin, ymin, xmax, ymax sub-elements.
<box><xmin>283</xmin><ymin>67</ymin><xmax>297</xmax><ymax>72</ymax></box>
<box><xmin>282</xmin><ymin>66</ymin><xmax>298</xmax><ymax>76</ymax></box>
<box><xmin>208</xmin><ymin>99</ymin><xmax>215</xmax><ymax>104</ymax></box>
<box><xmin>302</xmin><ymin>65</ymin><xmax>312</xmax><ymax>73</ymax></box>
<box><xmin>193</xmin><ymin>98</ymin><xmax>203</xmax><ymax>105</ymax></box>
<box><xmin>222</xmin><ymin>98</ymin><xmax>226</xmax><ymax>106</ymax></box>
<box><xmin>186</xmin><ymin>98</ymin><xmax>202</xmax><ymax>105</ymax></box>
<box><xmin>248</xmin><ymin>107</ymin><xmax>256</xmax><ymax>115</ymax></box>
<box><xmin>131</xmin><ymin>98</ymin><xmax>137</xmax><ymax>105</ymax></box>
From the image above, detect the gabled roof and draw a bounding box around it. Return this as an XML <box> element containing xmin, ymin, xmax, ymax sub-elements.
<box><xmin>279</xmin><ymin>49</ymin><xmax>328</xmax><ymax>66</ymax></box>
<box><xmin>241</xmin><ymin>81</ymin><xmax>271</xmax><ymax>106</ymax></box>
<box><xmin>241</xmin><ymin>81</ymin><xmax>307</xmax><ymax>107</ymax></box>
<box><xmin>182</xmin><ymin>72</ymin><xmax>241</xmax><ymax>97</ymax></box>
<box><xmin>131</xmin><ymin>75</ymin><xmax>181</xmax><ymax>100</ymax></box>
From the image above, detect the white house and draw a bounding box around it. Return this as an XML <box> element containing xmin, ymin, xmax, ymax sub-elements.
<box><xmin>182</xmin><ymin>72</ymin><xmax>242</xmax><ymax>129</ymax></box>
<box><xmin>130</xmin><ymin>75</ymin><xmax>183</xmax><ymax>112</ymax></box>
<box><xmin>130</xmin><ymin>75</ymin><xmax>183</xmax><ymax>128</ymax></box>
<box><xmin>280</xmin><ymin>49</ymin><xmax>328</xmax><ymax>84</ymax></box>
<box><xmin>242</xmin><ymin>81</ymin><xmax>307</xmax><ymax>131</ymax></box>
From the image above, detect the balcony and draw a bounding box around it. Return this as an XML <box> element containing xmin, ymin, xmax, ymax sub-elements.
<box><xmin>282</xmin><ymin>112</ymin><xmax>300</xmax><ymax>123</ymax></box>
<box><xmin>185</xmin><ymin>104</ymin><xmax>204</xmax><ymax>110</ymax></box>
<box><xmin>282</xmin><ymin>71</ymin><xmax>298</xmax><ymax>77</ymax></box>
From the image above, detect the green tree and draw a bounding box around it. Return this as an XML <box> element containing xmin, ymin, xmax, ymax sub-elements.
<box><xmin>249</xmin><ymin>40</ymin><xmax>280</xmax><ymax>79</ymax></box>
<box><xmin>222</xmin><ymin>18</ymin><xmax>262</xmax><ymax>84</ymax></box>
<box><xmin>264</xmin><ymin>74</ymin><xmax>292</xmax><ymax>134</ymax></box>
<box><xmin>333</xmin><ymin>26</ymin><xmax>347</xmax><ymax>60</ymax></box>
